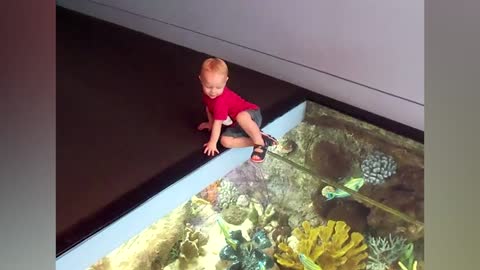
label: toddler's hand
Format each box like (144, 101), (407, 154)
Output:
(203, 141), (219, 156)
(197, 122), (212, 131)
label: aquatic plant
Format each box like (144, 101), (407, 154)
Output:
(218, 180), (240, 209)
(274, 220), (368, 270)
(366, 234), (408, 270)
(361, 151), (397, 185)
(217, 218), (275, 270)
(178, 223), (209, 261)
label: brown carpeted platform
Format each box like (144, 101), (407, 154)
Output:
(56, 7), (306, 254)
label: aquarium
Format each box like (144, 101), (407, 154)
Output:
(83, 101), (425, 270)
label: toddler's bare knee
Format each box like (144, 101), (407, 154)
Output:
(220, 136), (233, 148)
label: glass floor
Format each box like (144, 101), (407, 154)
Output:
(86, 101), (424, 270)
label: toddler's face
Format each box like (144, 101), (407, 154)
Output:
(199, 71), (228, 99)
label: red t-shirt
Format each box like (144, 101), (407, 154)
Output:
(203, 87), (259, 122)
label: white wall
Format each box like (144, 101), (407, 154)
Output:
(58, 0), (424, 130)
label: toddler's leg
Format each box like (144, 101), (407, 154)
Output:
(220, 135), (253, 148)
(235, 111), (265, 146)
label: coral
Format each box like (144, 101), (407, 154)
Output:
(361, 151), (397, 185)
(237, 194), (251, 207)
(308, 141), (353, 180)
(199, 179), (221, 204)
(248, 204), (259, 225)
(218, 180), (240, 209)
(324, 201), (370, 233)
(360, 164), (424, 241)
(259, 204), (277, 227)
(88, 257), (111, 270)
(219, 229), (275, 270)
(97, 202), (189, 269)
(221, 205), (249, 225)
(274, 220), (368, 270)
(365, 234), (408, 270)
(189, 195), (211, 218)
(178, 223), (209, 261)
(272, 225), (292, 244)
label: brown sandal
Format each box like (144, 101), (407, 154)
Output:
(250, 144), (267, 163)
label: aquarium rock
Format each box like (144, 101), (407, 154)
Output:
(221, 205), (249, 225)
(218, 180), (239, 209)
(236, 194), (250, 208)
(361, 151), (397, 184)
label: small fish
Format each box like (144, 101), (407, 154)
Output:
(398, 260), (418, 270)
(322, 177), (365, 200)
(299, 253), (322, 270)
(216, 217), (237, 250)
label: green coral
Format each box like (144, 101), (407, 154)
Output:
(274, 220), (368, 270)
(366, 234), (409, 270)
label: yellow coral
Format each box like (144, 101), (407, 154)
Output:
(274, 220), (368, 270)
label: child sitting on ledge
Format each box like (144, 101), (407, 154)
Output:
(197, 57), (278, 163)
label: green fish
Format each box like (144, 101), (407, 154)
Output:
(299, 253), (322, 270)
(398, 243), (417, 270)
(398, 260), (418, 270)
(216, 217), (238, 250)
(322, 177), (365, 201)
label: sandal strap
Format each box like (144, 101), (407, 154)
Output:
(251, 144), (267, 162)
(260, 132), (278, 147)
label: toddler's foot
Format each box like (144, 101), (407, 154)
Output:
(260, 131), (278, 147)
(251, 144), (267, 163)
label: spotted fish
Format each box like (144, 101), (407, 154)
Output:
(322, 177), (365, 200)
(299, 253), (322, 270)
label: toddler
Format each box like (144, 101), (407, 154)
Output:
(197, 58), (278, 163)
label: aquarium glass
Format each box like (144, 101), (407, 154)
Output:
(87, 101), (424, 270)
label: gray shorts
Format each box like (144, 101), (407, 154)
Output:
(222, 109), (262, 138)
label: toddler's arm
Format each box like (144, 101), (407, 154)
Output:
(206, 107), (213, 127)
(203, 120), (222, 156)
(209, 120), (223, 144)
(197, 107), (213, 131)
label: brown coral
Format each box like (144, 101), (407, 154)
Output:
(179, 224), (209, 261)
(274, 220), (368, 270)
(308, 141), (353, 180)
(199, 180), (221, 204)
